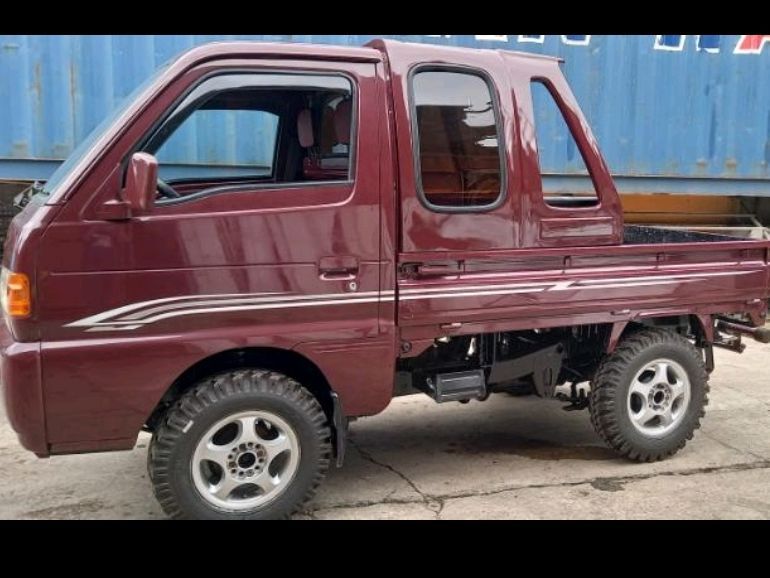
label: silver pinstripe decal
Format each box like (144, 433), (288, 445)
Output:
(65, 270), (756, 332)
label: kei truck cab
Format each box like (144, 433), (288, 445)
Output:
(2, 40), (770, 520)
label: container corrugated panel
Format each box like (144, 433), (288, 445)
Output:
(0, 35), (769, 189)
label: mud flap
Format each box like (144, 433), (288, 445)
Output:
(331, 392), (347, 468)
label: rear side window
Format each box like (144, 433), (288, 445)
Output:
(411, 69), (504, 210)
(531, 80), (599, 208)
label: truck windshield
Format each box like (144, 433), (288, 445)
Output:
(38, 62), (170, 198)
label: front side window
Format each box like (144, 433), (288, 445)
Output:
(411, 69), (504, 210)
(155, 109), (279, 181)
(141, 73), (354, 202)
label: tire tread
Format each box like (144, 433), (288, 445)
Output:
(589, 328), (709, 463)
(148, 369), (331, 520)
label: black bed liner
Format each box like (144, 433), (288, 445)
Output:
(624, 225), (740, 245)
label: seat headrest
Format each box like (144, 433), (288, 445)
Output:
(334, 100), (352, 145)
(297, 109), (314, 148)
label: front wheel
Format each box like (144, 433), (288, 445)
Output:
(148, 369), (332, 519)
(589, 328), (709, 462)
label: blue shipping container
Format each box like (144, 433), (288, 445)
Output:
(0, 34), (769, 196)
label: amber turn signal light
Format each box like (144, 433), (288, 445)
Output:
(1, 268), (31, 318)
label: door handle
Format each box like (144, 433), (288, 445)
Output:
(320, 269), (357, 281)
(415, 261), (463, 277)
(319, 256), (359, 281)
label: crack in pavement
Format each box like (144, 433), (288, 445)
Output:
(700, 430), (765, 462)
(341, 439), (443, 518)
(308, 455), (770, 516)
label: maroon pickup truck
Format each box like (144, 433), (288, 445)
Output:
(2, 40), (769, 520)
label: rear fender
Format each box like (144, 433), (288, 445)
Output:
(606, 314), (714, 354)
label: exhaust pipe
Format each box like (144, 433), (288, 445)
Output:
(715, 319), (770, 344)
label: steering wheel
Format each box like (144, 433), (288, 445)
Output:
(157, 178), (181, 200)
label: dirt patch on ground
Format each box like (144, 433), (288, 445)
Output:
(445, 436), (619, 462)
(21, 499), (106, 520)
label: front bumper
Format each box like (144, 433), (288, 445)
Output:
(0, 322), (47, 456)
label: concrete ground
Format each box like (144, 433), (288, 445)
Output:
(1, 339), (769, 520)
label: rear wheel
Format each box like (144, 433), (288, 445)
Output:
(589, 328), (709, 462)
(148, 369), (332, 519)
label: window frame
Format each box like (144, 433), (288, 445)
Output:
(529, 77), (602, 211)
(407, 63), (508, 214)
(127, 69), (358, 206)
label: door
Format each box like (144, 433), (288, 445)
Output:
(382, 40), (522, 342)
(43, 64), (382, 338)
(37, 58), (391, 442)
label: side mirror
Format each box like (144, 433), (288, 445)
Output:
(124, 152), (158, 212)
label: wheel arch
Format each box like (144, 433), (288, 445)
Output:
(144, 346), (335, 433)
(607, 314), (713, 353)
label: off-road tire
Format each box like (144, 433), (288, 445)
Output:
(589, 328), (709, 462)
(148, 369), (332, 520)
